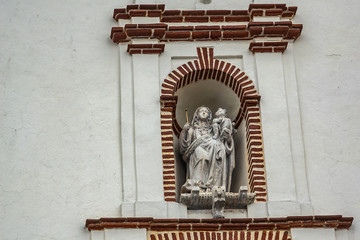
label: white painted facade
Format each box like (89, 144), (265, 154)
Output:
(1, 0), (360, 240)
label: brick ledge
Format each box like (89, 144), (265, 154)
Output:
(85, 215), (353, 231)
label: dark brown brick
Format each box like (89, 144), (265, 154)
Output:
(231, 218), (252, 223)
(206, 10), (231, 15)
(128, 49), (142, 55)
(275, 21), (292, 26)
(202, 219), (230, 223)
(148, 10), (162, 17)
(126, 5), (139, 11)
(249, 27), (262, 36)
(282, 11), (294, 18)
(168, 26), (193, 32)
(287, 216), (314, 221)
(192, 224), (219, 231)
(325, 220), (339, 228)
(129, 10), (147, 17)
(103, 222), (138, 228)
(192, 31), (210, 39)
(182, 10), (205, 16)
(184, 16), (209, 22)
(248, 223), (276, 230)
(195, 25), (221, 30)
(154, 29), (166, 38)
(223, 30), (249, 38)
(163, 180), (175, 185)
(112, 32), (127, 42)
(248, 21), (273, 27)
(178, 218), (201, 223)
(113, 8), (126, 18)
(264, 26), (289, 35)
(139, 4), (160, 10)
(273, 47), (286, 53)
(210, 16), (224, 22)
(163, 10), (181, 16)
(150, 223), (178, 231)
(275, 223), (290, 229)
(178, 224), (192, 230)
(251, 10), (264, 17)
(249, 4), (275, 10)
(86, 219), (100, 227)
(265, 9), (283, 16)
(263, 42), (287, 47)
(337, 222), (352, 229)
(165, 31), (191, 39)
(302, 221), (325, 228)
(161, 16), (183, 22)
(222, 25), (246, 30)
(115, 13), (130, 20)
(164, 197), (176, 202)
(126, 29), (152, 37)
(286, 29), (302, 39)
(220, 223), (247, 230)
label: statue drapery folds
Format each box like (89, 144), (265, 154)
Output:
(179, 106), (235, 193)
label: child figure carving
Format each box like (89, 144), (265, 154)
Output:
(179, 106), (236, 193)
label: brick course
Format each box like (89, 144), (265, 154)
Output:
(86, 215), (354, 234)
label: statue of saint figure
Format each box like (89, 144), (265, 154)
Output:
(180, 106), (235, 193)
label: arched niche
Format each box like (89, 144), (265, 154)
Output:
(160, 47), (267, 204)
(174, 79), (248, 197)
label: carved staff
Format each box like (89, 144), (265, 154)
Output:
(185, 108), (189, 124)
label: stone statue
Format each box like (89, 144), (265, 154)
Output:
(179, 106), (256, 218)
(179, 106), (235, 193)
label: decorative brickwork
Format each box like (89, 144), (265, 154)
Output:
(160, 95), (178, 202)
(127, 43), (165, 55)
(249, 42), (288, 53)
(110, 22), (302, 44)
(113, 4), (297, 22)
(148, 230), (290, 240)
(160, 47), (267, 202)
(85, 215), (354, 232)
(110, 4), (303, 53)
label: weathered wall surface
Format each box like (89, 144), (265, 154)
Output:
(1, 0), (359, 239)
(291, 1), (360, 239)
(0, 1), (130, 239)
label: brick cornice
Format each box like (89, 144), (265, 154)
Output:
(85, 215), (353, 231)
(110, 22), (302, 43)
(110, 4), (303, 54)
(112, 4), (297, 22)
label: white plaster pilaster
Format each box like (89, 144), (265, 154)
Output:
(254, 53), (297, 204)
(282, 43), (312, 211)
(132, 54), (164, 202)
(119, 44), (137, 204)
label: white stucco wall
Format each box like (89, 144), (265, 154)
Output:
(1, 0), (360, 240)
(291, 1), (360, 239)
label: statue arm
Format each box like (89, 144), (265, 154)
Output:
(179, 126), (193, 156)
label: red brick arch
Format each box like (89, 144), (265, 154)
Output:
(160, 47), (267, 203)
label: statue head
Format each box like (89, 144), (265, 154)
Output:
(192, 106), (212, 127)
(215, 108), (227, 118)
